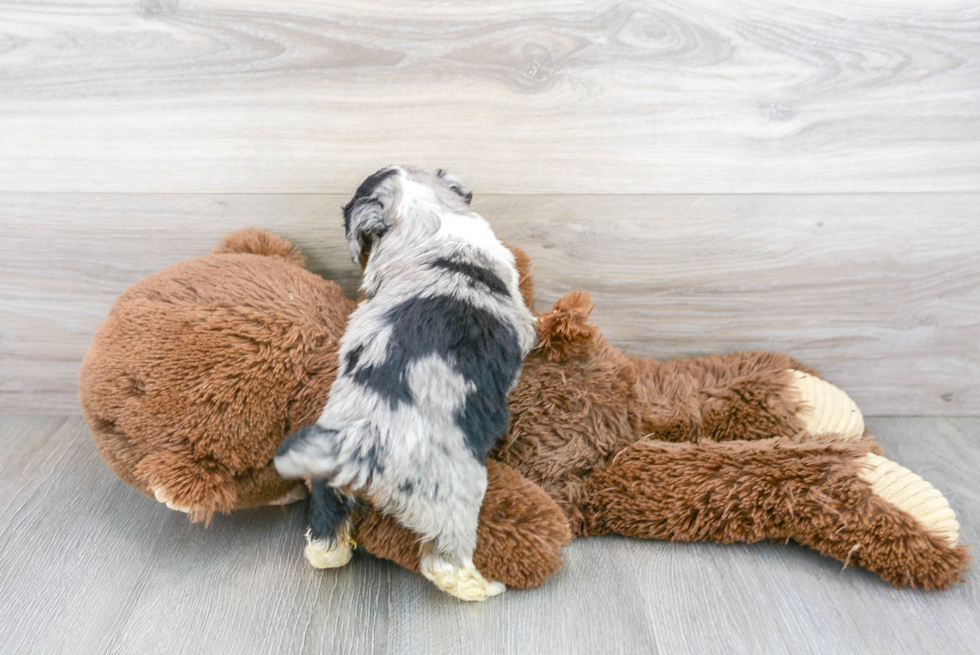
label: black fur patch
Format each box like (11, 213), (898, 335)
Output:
(308, 480), (358, 543)
(344, 344), (364, 375)
(343, 168), (397, 235)
(350, 295), (522, 460)
(397, 480), (440, 497)
(361, 442), (384, 475)
(429, 257), (509, 296)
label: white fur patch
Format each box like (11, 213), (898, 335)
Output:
(407, 355), (475, 416)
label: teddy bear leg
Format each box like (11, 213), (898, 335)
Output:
(304, 480), (356, 569)
(788, 369), (864, 440)
(790, 451), (968, 588)
(135, 449), (237, 524)
(584, 436), (969, 589)
(266, 485), (309, 506)
(630, 351), (864, 442)
(856, 453), (961, 548)
(353, 460), (572, 590)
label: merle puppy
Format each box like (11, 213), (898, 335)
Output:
(274, 166), (537, 601)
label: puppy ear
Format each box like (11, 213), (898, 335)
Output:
(344, 199), (390, 267)
(437, 169), (473, 204)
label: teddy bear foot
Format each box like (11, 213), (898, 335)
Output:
(266, 485), (309, 506)
(789, 370), (865, 440)
(151, 486), (195, 514)
(859, 453), (960, 546)
(304, 527), (356, 569)
(419, 554), (506, 601)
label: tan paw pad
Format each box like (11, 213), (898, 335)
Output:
(789, 370), (865, 440)
(859, 453), (960, 546)
(420, 556), (506, 602)
(304, 528), (355, 569)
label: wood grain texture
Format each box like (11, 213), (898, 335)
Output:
(0, 416), (977, 654)
(1, 192), (977, 415)
(0, 0), (978, 194)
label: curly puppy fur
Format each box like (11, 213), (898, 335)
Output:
(273, 167), (537, 597)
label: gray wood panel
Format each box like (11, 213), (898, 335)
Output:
(0, 416), (976, 654)
(0, 1), (978, 194)
(2, 192), (977, 415)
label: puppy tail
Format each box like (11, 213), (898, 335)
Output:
(274, 423), (341, 480)
(275, 422), (374, 490)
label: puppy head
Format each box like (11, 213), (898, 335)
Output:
(343, 165), (474, 267)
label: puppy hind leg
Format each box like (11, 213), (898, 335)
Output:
(419, 545), (506, 602)
(400, 468), (505, 601)
(305, 479), (357, 569)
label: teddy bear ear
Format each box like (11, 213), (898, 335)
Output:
(535, 291), (599, 362)
(212, 228), (306, 267)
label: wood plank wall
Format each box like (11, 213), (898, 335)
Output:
(1, 1), (978, 414)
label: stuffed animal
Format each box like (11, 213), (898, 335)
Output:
(79, 229), (970, 591)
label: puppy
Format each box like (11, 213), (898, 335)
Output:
(274, 166), (537, 601)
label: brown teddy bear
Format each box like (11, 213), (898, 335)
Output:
(79, 229), (970, 591)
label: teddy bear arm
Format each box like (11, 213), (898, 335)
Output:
(353, 460), (572, 589)
(584, 436), (969, 589)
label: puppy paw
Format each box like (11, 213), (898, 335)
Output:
(789, 370), (865, 440)
(305, 528), (355, 569)
(859, 453), (960, 546)
(420, 555), (506, 601)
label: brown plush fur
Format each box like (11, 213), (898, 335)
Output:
(508, 242), (536, 310)
(80, 229), (970, 589)
(356, 461), (572, 589)
(80, 230), (347, 521)
(585, 435), (970, 589)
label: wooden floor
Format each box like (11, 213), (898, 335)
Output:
(0, 416), (977, 655)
